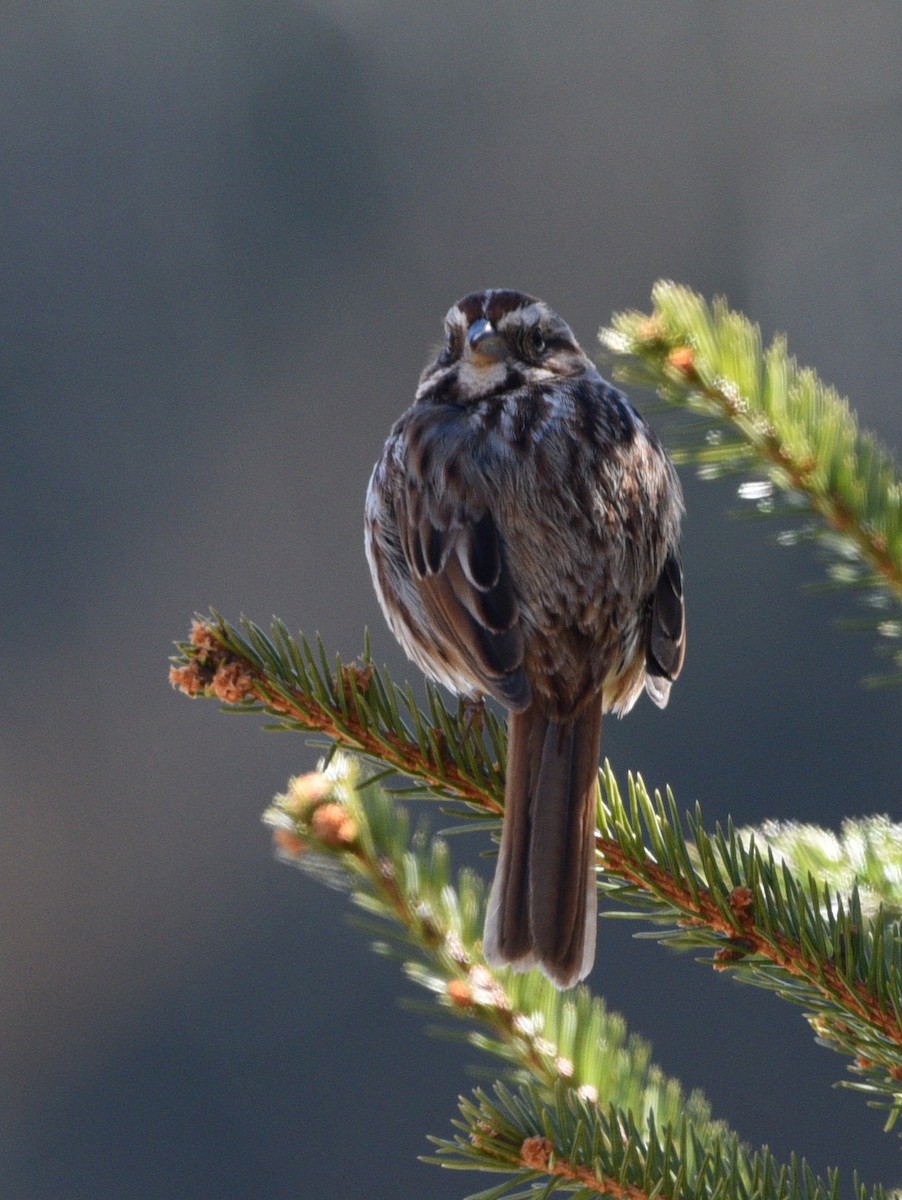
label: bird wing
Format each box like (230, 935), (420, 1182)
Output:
(394, 487), (531, 711)
(645, 550), (686, 707)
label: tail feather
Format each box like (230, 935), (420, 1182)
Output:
(483, 699), (602, 988)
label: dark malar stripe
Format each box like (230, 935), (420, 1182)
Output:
(419, 367), (462, 407)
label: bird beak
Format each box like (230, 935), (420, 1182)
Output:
(465, 319), (506, 365)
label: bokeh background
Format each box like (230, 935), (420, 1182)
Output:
(2, 3), (901, 1196)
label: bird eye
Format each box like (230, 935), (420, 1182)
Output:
(529, 327), (546, 356)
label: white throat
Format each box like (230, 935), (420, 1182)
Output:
(456, 359), (507, 397)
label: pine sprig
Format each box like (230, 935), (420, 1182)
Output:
(171, 618), (902, 1120)
(596, 766), (902, 1124)
(169, 612), (506, 818)
(262, 755), (722, 1137)
(600, 282), (902, 682)
(261, 757), (885, 1200)
(430, 1082), (882, 1200)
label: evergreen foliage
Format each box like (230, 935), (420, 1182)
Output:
(170, 284), (902, 1198)
(601, 282), (902, 684)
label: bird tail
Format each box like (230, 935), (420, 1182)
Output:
(483, 698), (602, 988)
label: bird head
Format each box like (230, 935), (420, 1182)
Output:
(418, 289), (594, 402)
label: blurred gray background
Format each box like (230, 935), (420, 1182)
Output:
(2, 2), (901, 1196)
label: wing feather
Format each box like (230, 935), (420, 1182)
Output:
(645, 551), (686, 707)
(395, 485), (530, 711)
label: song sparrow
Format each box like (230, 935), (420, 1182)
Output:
(365, 289), (685, 988)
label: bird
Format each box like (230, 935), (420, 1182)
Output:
(365, 288), (685, 987)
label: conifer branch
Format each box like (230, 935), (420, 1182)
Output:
(600, 282), (902, 682)
(596, 769), (902, 1119)
(170, 617), (902, 1122)
(432, 1083), (878, 1200)
(260, 755), (715, 1128)
(257, 753), (884, 1200)
(169, 613), (506, 817)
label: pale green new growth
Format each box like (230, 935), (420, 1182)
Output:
(746, 817), (902, 921)
(601, 282), (902, 684)
(265, 755), (719, 1141)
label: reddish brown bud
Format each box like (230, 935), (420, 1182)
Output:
(211, 661), (255, 704)
(282, 772), (333, 817)
(667, 345), (696, 376)
(520, 1136), (554, 1171)
(729, 886), (755, 922)
(340, 662), (374, 693)
(273, 827), (306, 859)
(310, 803), (357, 848)
(446, 979), (474, 1008)
(169, 661), (208, 697)
(189, 619), (220, 661)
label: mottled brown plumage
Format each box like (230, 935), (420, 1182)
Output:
(365, 289), (685, 987)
